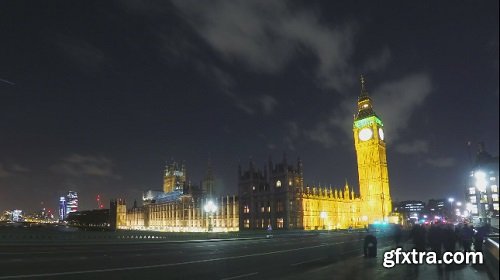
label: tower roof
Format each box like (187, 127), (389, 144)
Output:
(358, 74), (370, 101)
(355, 75), (379, 121)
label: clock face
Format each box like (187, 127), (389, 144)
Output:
(358, 128), (373, 141)
(378, 128), (384, 141)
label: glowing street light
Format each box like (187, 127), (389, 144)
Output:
(204, 200), (217, 232)
(474, 170), (488, 192)
(448, 197), (455, 220)
(320, 211), (327, 230)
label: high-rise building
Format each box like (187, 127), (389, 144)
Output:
(466, 143), (499, 224)
(427, 199), (447, 217)
(353, 75), (392, 224)
(12, 210), (23, 222)
(59, 196), (66, 221)
(66, 191), (78, 217)
(59, 191), (78, 220)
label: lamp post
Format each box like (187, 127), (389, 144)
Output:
(448, 197), (454, 221)
(455, 201), (462, 220)
(204, 200), (217, 232)
(320, 211), (327, 230)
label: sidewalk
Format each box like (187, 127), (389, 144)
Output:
(283, 243), (492, 280)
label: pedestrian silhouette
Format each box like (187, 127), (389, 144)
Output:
(474, 224), (488, 252)
(364, 234), (377, 258)
(460, 224), (474, 252)
(394, 224), (402, 247)
(443, 224), (456, 252)
(410, 224), (427, 252)
(428, 224), (443, 255)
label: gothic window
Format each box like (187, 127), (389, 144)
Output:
(243, 205), (250, 213)
(244, 219), (250, 228)
(277, 218), (284, 228)
(276, 180), (282, 187)
(277, 200), (283, 213)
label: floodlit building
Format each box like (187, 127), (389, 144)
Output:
(466, 143), (499, 224)
(112, 161), (238, 232)
(12, 210), (23, 222)
(239, 76), (393, 230)
(111, 76), (395, 232)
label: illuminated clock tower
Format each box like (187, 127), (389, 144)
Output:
(353, 75), (392, 224)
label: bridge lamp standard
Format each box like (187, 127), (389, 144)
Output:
(320, 211), (327, 230)
(204, 200), (217, 232)
(448, 197), (454, 220)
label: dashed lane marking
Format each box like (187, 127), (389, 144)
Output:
(220, 272), (259, 280)
(0, 241), (353, 279)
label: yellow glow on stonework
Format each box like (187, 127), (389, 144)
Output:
(353, 110), (392, 225)
(354, 116), (383, 128)
(112, 86), (394, 232)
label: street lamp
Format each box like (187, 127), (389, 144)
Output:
(448, 197), (454, 221)
(320, 211), (327, 230)
(204, 200), (217, 232)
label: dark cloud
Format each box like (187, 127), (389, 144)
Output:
(50, 154), (121, 179)
(396, 140), (429, 155)
(0, 164), (11, 178)
(425, 157), (457, 168)
(362, 47), (392, 73)
(0, 0), (498, 211)
(330, 73), (433, 143)
(258, 95), (277, 115)
(172, 0), (356, 92)
(0, 163), (30, 177)
(55, 35), (106, 72)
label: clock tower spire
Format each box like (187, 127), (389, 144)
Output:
(356, 75), (377, 121)
(353, 75), (392, 224)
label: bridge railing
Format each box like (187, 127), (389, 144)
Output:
(484, 235), (499, 280)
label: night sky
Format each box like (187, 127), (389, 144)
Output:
(0, 1), (498, 213)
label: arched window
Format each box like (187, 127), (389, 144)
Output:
(276, 180), (282, 187)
